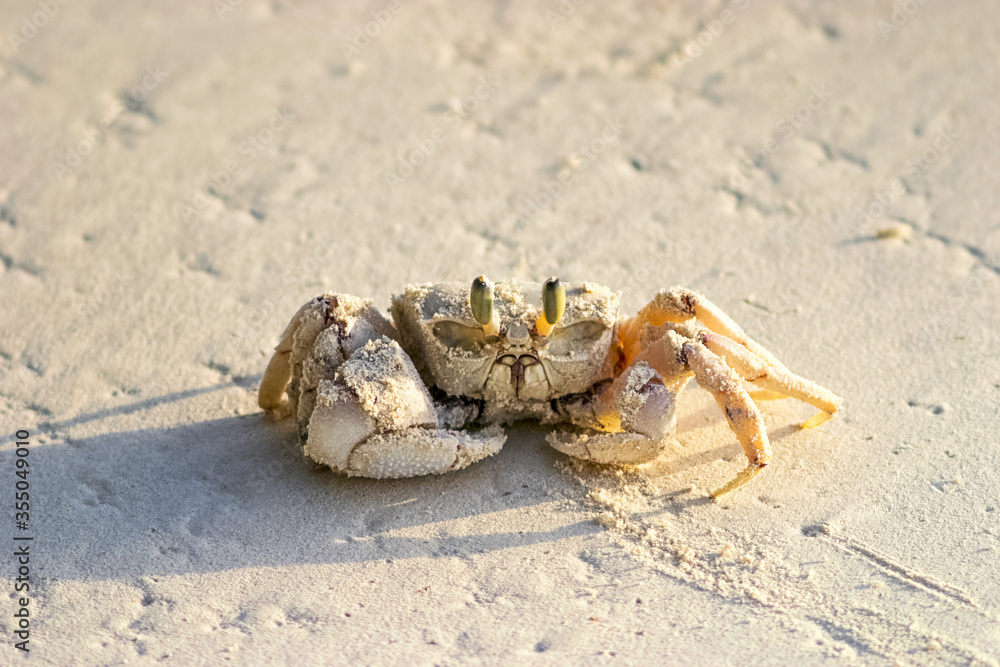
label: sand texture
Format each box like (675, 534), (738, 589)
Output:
(2, 1), (999, 664)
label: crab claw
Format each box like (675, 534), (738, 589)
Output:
(303, 337), (437, 469)
(302, 337), (506, 477)
(545, 362), (677, 467)
(345, 426), (506, 478)
(546, 430), (668, 465)
(596, 362), (678, 439)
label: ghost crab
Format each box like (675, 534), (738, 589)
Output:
(258, 277), (841, 497)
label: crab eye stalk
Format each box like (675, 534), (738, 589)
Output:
(536, 277), (565, 337)
(470, 275), (501, 335)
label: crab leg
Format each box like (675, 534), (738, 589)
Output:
(631, 329), (771, 498)
(677, 340), (771, 498)
(259, 298), (318, 413)
(699, 331), (842, 427)
(259, 341), (294, 412)
(626, 287), (842, 427)
(623, 287), (787, 372)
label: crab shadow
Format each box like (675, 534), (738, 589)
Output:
(34, 382), (800, 583)
(34, 407), (605, 583)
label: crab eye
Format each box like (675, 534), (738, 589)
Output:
(536, 277), (566, 337)
(544, 320), (608, 356)
(542, 277), (566, 326)
(432, 320), (486, 353)
(470, 275), (500, 335)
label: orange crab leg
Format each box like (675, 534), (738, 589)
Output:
(699, 331), (842, 422)
(631, 286), (788, 371)
(632, 329), (772, 498)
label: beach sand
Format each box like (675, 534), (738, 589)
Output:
(2, 1), (999, 664)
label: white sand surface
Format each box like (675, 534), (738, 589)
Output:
(2, 1), (999, 664)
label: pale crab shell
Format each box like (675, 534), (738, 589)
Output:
(390, 279), (621, 402)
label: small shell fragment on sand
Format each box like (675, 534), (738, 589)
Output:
(875, 224), (913, 241)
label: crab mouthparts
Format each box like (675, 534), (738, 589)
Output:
(496, 353), (541, 396)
